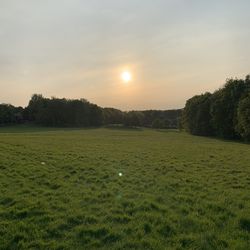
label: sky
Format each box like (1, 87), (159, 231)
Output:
(0, 0), (250, 110)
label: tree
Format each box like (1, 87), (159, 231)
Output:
(142, 110), (181, 128)
(124, 111), (145, 127)
(210, 78), (248, 139)
(182, 93), (214, 136)
(102, 108), (124, 125)
(152, 118), (165, 129)
(25, 94), (103, 127)
(236, 94), (250, 141)
(182, 75), (250, 140)
(0, 104), (24, 125)
(26, 94), (46, 121)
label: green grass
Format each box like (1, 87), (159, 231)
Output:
(0, 126), (249, 249)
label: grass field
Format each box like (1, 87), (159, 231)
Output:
(0, 126), (249, 249)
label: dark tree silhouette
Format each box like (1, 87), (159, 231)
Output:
(182, 75), (250, 140)
(183, 93), (214, 136)
(0, 104), (24, 125)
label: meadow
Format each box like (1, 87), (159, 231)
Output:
(0, 126), (249, 249)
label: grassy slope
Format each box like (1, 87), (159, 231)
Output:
(0, 127), (249, 249)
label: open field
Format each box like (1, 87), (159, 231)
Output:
(0, 126), (249, 249)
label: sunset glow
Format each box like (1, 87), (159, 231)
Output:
(121, 71), (132, 83)
(0, 1), (249, 110)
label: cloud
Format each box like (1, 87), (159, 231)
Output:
(0, 0), (250, 109)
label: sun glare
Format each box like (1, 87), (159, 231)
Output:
(121, 71), (132, 83)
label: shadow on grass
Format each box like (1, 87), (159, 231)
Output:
(104, 124), (143, 131)
(156, 129), (250, 145)
(0, 124), (101, 133)
(155, 129), (181, 133)
(0, 124), (181, 133)
(0, 124), (143, 133)
(184, 131), (250, 145)
(206, 135), (250, 145)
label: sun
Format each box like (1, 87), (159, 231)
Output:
(121, 71), (132, 83)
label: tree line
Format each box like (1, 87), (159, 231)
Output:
(182, 75), (250, 141)
(0, 94), (181, 128)
(2, 74), (248, 140)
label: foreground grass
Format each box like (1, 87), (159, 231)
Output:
(0, 127), (249, 249)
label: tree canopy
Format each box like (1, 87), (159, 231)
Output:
(182, 75), (250, 141)
(0, 94), (181, 129)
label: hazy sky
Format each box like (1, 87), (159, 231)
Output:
(1, 0), (250, 110)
